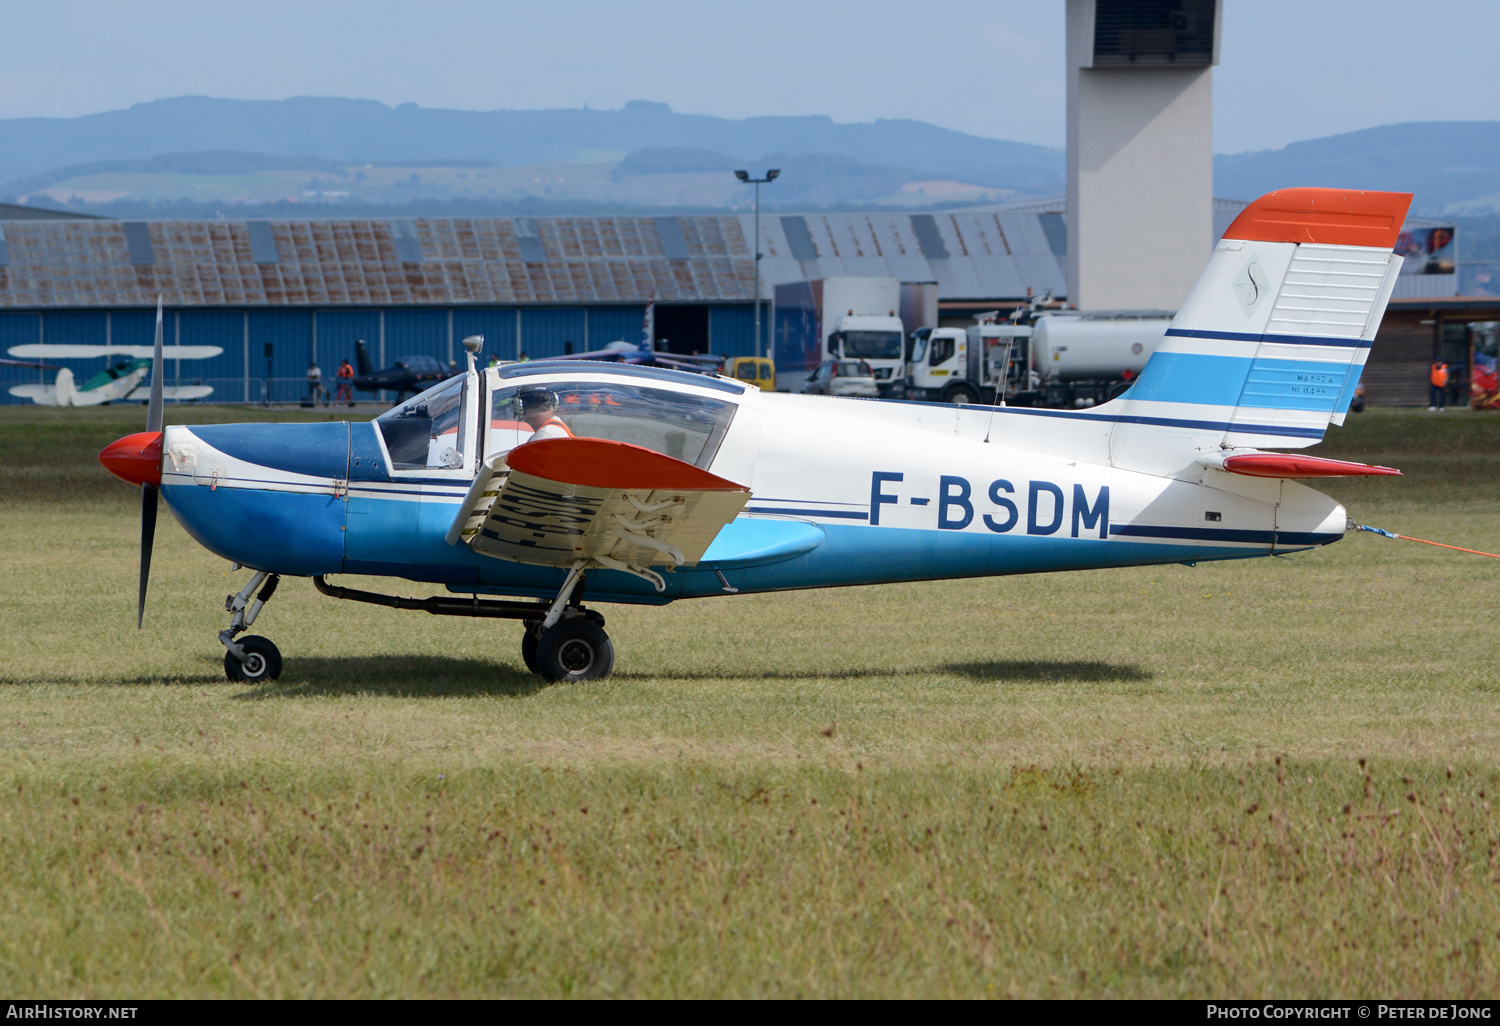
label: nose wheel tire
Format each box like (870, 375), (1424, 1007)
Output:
(534, 619), (614, 683)
(224, 635), (283, 683)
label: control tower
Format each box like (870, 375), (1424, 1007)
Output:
(1066, 0), (1221, 310)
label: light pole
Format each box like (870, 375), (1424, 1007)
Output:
(736, 168), (779, 358)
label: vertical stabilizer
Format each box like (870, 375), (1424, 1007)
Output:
(1109, 188), (1411, 472)
(354, 339), (374, 377)
(54, 367), (77, 407)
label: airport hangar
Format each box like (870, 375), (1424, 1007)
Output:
(0, 199), (1486, 406)
(0, 205), (1067, 405)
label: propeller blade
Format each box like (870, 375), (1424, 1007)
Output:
(146, 296), (164, 434)
(138, 483), (159, 628)
(137, 297), (164, 629)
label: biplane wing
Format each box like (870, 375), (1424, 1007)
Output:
(446, 437), (749, 587)
(9, 344), (223, 360)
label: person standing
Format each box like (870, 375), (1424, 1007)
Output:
(335, 358), (354, 406)
(307, 361), (323, 405)
(1430, 360), (1449, 411)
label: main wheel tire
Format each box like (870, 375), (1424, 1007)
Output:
(534, 619), (615, 683)
(521, 622), (541, 674)
(946, 384), (978, 405)
(224, 635), (283, 683)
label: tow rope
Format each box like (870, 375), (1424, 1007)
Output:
(1351, 521), (1500, 559)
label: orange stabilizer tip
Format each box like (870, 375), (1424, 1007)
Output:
(1223, 188), (1414, 249)
(99, 431), (164, 487)
(1222, 453), (1401, 479)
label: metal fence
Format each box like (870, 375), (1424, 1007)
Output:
(184, 378), (399, 406)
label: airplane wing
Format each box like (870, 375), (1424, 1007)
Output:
(446, 437), (750, 589)
(9, 344), (223, 360)
(124, 385), (215, 401)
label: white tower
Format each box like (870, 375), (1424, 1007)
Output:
(1066, 0), (1221, 311)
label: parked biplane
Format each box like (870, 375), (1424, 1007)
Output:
(9, 344), (220, 405)
(100, 189), (1410, 685)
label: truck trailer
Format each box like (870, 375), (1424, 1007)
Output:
(772, 277), (906, 394)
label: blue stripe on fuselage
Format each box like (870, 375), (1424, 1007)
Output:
(168, 480), (1313, 608)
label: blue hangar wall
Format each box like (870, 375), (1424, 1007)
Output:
(0, 303), (767, 404)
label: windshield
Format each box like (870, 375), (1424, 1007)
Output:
(836, 361), (871, 377)
(375, 375), (468, 470)
(841, 330), (902, 360)
(909, 336), (928, 364)
(489, 379), (736, 468)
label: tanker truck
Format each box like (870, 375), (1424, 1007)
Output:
(904, 306), (1173, 408)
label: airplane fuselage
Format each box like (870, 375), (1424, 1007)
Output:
(156, 364), (1345, 606)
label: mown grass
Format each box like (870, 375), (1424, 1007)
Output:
(0, 404), (1498, 997)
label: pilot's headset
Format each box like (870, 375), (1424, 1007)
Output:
(513, 387), (560, 419)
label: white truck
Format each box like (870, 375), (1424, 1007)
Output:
(772, 277), (907, 395)
(904, 307), (1173, 408)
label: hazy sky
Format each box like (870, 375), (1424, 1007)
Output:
(3, 0), (1495, 154)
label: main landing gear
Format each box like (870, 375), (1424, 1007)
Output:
(309, 563), (616, 684)
(220, 570), (283, 683)
(521, 562), (613, 683)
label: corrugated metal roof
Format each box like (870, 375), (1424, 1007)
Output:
(0, 201), (105, 222)
(0, 211), (1068, 309)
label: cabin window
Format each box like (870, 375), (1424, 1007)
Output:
(735, 362), (758, 381)
(375, 376), (467, 470)
(488, 380), (735, 468)
(928, 334), (955, 366)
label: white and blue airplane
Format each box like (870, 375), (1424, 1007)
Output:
(100, 188), (1410, 684)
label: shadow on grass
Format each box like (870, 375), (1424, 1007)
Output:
(235, 655), (545, 700)
(946, 660), (1154, 683)
(612, 659), (1153, 684)
(4, 657), (1152, 694)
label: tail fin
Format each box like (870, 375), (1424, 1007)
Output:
(354, 339), (373, 377)
(54, 367), (77, 407)
(1110, 188), (1410, 469)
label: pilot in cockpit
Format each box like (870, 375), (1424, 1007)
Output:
(516, 387), (574, 442)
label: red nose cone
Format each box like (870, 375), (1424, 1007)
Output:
(100, 431), (163, 487)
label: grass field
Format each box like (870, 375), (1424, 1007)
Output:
(1, 404), (1498, 998)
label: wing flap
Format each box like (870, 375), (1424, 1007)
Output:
(453, 438), (750, 571)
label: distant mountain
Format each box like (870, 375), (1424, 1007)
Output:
(1214, 121), (1500, 216)
(0, 95), (1064, 194)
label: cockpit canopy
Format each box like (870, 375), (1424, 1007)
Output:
(375, 369), (740, 473)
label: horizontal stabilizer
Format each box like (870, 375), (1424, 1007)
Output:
(125, 385), (215, 401)
(1201, 451), (1401, 478)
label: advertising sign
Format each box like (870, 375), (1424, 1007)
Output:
(1394, 226), (1456, 276)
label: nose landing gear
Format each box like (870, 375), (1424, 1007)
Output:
(220, 571), (283, 682)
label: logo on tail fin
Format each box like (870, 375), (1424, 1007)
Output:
(1232, 257), (1267, 314)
